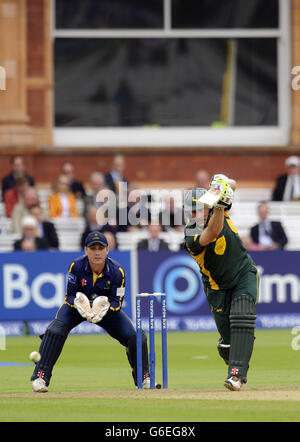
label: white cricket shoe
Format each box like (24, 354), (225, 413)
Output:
(142, 376), (150, 389)
(32, 378), (48, 393)
(224, 376), (242, 391)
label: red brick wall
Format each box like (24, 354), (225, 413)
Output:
(27, 0), (45, 78)
(26, 0), (47, 128)
(27, 90), (45, 127)
(0, 151), (292, 188)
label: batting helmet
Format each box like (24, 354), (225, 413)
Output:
(184, 188), (207, 212)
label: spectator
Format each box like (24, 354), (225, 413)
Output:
(159, 195), (184, 232)
(12, 187), (46, 234)
(126, 187), (151, 231)
(4, 177), (30, 218)
(272, 155), (300, 201)
(61, 161), (86, 199)
(80, 205), (116, 249)
(84, 171), (107, 209)
(29, 204), (59, 249)
(105, 154), (129, 201)
(194, 169), (210, 189)
(14, 215), (49, 251)
(137, 223), (169, 251)
(103, 230), (118, 250)
(1, 155), (35, 200)
(250, 201), (288, 250)
(48, 174), (79, 219)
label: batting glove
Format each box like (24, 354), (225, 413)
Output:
(215, 182), (234, 209)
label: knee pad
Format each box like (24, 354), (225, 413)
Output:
(47, 319), (69, 338)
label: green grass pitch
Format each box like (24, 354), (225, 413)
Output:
(0, 329), (300, 422)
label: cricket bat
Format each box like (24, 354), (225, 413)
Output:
(199, 178), (237, 208)
(198, 182), (224, 208)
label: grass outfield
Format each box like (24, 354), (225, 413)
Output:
(0, 329), (300, 422)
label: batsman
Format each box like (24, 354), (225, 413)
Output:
(31, 231), (150, 392)
(184, 175), (259, 391)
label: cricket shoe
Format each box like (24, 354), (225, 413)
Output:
(32, 378), (48, 393)
(224, 376), (242, 391)
(142, 374), (150, 389)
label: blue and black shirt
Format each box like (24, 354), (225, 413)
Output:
(65, 254), (125, 311)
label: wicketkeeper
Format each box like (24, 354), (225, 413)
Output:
(184, 175), (259, 391)
(31, 231), (150, 392)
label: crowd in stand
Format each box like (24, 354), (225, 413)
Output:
(1, 154), (300, 252)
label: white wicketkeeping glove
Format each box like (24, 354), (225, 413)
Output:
(90, 296), (110, 324)
(74, 292), (94, 322)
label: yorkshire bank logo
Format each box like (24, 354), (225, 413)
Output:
(0, 66), (6, 91)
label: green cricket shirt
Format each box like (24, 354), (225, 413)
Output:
(184, 211), (255, 291)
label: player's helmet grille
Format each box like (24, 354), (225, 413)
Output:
(184, 188), (207, 212)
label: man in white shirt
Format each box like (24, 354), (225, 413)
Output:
(250, 202), (288, 250)
(272, 156), (300, 201)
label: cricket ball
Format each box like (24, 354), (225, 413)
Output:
(30, 351), (41, 363)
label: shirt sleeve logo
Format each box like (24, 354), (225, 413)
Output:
(67, 273), (77, 284)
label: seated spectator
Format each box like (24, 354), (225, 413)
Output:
(194, 169), (210, 189)
(272, 155), (300, 201)
(105, 154), (129, 202)
(29, 204), (59, 249)
(4, 176), (31, 218)
(250, 201), (288, 250)
(48, 174), (79, 219)
(137, 223), (169, 251)
(84, 172), (107, 210)
(61, 161), (86, 199)
(103, 230), (118, 251)
(12, 187), (47, 234)
(1, 155), (35, 200)
(159, 195), (184, 232)
(126, 187), (151, 231)
(80, 205), (116, 249)
(14, 216), (49, 251)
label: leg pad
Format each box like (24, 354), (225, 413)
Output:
(228, 295), (256, 383)
(126, 332), (149, 386)
(30, 320), (69, 386)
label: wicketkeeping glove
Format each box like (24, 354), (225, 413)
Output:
(90, 295), (110, 323)
(74, 292), (94, 322)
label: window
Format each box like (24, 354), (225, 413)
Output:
(53, 0), (290, 147)
(56, 0), (164, 29)
(171, 0), (279, 29)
